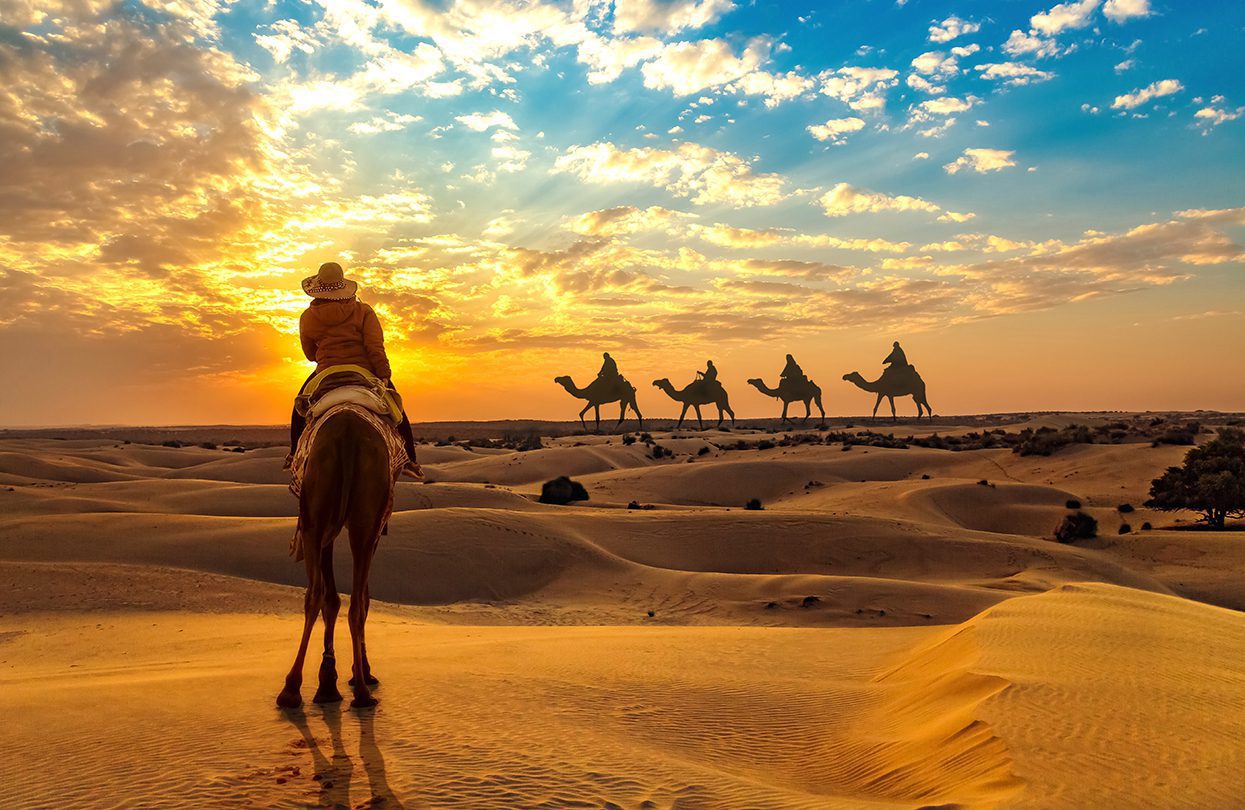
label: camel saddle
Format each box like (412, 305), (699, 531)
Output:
(294, 364), (404, 425)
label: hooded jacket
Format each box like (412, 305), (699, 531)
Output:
(299, 297), (392, 380)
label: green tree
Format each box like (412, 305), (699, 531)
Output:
(1145, 428), (1245, 529)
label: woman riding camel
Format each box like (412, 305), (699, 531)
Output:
(287, 262), (420, 476)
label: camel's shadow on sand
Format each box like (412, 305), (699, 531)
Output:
(282, 704), (405, 808)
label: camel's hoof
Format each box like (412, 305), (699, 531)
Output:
(348, 674), (380, 687)
(276, 689), (302, 709)
(313, 687), (343, 704)
(350, 694), (379, 709)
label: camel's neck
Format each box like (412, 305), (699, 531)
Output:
(850, 375), (881, 392)
(751, 381), (780, 397)
(561, 379), (587, 397)
(657, 382), (679, 399)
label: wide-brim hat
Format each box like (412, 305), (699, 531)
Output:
(302, 262), (358, 299)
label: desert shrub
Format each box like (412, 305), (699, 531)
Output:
(1055, 512), (1098, 543)
(1141, 522), (1152, 530)
(1014, 424), (1093, 457)
(697, 446), (710, 456)
(622, 434), (636, 445)
(756, 439), (775, 451)
(1118, 503), (1134, 513)
(1145, 428), (1245, 529)
(745, 498), (763, 511)
(161, 440), (183, 448)
(1066, 499), (1082, 509)
(1119, 523), (1132, 534)
(651, 445), (670, 459)
(639, 432), (653, 444)
(1154, 427), (1197, 446)
(198, 441), (217, 450)
(539, 476), (589, 505)
(977, 479), (992, 487)
(230, 447), (245, 453)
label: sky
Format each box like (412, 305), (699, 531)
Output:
(1, 0), (1243, 426)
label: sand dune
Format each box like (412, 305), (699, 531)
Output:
(1, 423), (1242, 806)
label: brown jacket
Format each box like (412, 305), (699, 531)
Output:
(299, 298), (392, 380)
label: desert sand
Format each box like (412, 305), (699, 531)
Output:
(2, 419), (1244, 808)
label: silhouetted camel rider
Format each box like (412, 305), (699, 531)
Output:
(696, 359), (718, 384)
(781, 354), (806, 386)
(597, 351), (619, 382)
(883, 341), (909, 370)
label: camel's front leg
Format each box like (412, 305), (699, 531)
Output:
(871, 393), (883, 419)
(802, 399), (811, 423)
(348, 581), (379, 688)
(277, 550), (325, 709)
(593, 404), (602, 432)
(677, 403), (688, 428)
(781, 400), (790, 423)
(617, 401), (628, 425)
(578, 402), (590, 431)
(888, 396), (897, 422)
(694, 404), (704, 430)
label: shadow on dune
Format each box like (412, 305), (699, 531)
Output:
(282, 704), (406, 808)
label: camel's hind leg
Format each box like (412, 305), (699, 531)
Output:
(694, 404), (704, 430)
(871, 393), (883, 420)
(277, 531), (331, 709)
(814, 394), (825, 421)
(313, 550), (343, 704)
(888, 396), (897, 422)
(347, 501), (388, 709)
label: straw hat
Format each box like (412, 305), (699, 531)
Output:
(301, 262), (358, 299)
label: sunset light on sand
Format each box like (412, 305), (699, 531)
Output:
(2, 0), (1243, 425)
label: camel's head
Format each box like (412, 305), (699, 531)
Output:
(746, 378), (763, 386)
(842, 372), (862, 382)
(651, 378), (671, 388)
(553, 375), (572, 387)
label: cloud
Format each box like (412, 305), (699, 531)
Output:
(807, 117), (866, 144)
(1103, 0), (1151, 23)
(907, 95), (980, 136)
(928, 15), (981, 43)
(347, 112), (422, 134)
(456, 110), (519, 131)
(730, 70), (816, 107)
(554, 141), (789, 207)
(612, 0), (736, 34)
(1002, 29), (1064, 59)
(566, 206), (697, 237)
(818, 66), (900, 112)
(1030, 0), (1101, 36)
(689, 224), (910, 252)
(944, 148), (1018, 174)
(819, 183), (942, 218)
(1111, 79), (1183, 110)
(913, 151), (930, 160)
(975, 62), (1054, 85)
(640, 37), (766, 96)
(1194, 105), (1245, 131)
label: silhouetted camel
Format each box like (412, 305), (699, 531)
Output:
(277, 410), (396, 710)
(652, 377), (736, 429)
(747, 377), (825, 424)
(554, 375), (643, 432)
(842, 368), (933, 421)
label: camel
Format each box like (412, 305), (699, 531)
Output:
(554, 374), (643, 432)
(652, 377), (736, 429)
(276, 409), (397, 710)
(747, 377), (825, 424)
(842, 367), (933, 421)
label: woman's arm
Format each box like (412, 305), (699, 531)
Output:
(299, 310), (318, 362)
(362, 305), (393, 380)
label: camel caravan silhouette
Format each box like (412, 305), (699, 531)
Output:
(557, 343), (933, 430)
(553, 352), (643, 432)
(842, 341), (934, 421)
(652, 359), (736, 429)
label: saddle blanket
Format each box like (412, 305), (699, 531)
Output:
(288, 403), (408, 561)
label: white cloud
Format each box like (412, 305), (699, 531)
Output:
(554, 141), (788, 207)
(641, 37), (767, 96)
(1195, 105), (1245, 131)
(944, 148), (1017, 174)
(1103, 0), (1151, 23)
(911, 50), (958, 79)
(347, 112), (421, 135)
(928, 15), (981, 43)
(1030, 0), (1101, 36)
(807, 117), (866, 144)
(1002, 29), (1063, 59)
(456, 110), (519, 131)
(730, 70), (816, 107)
(1111, 79), (1183, 110)
(1114, 58), (1135, 73)
(818, 66), (900, 112)
(913, 151), (930, 160)
(975, 62), (1055, 85)
(819, 183), (941, 217)
(907, 74), (945, 94)
(612, 0), (736, 34)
